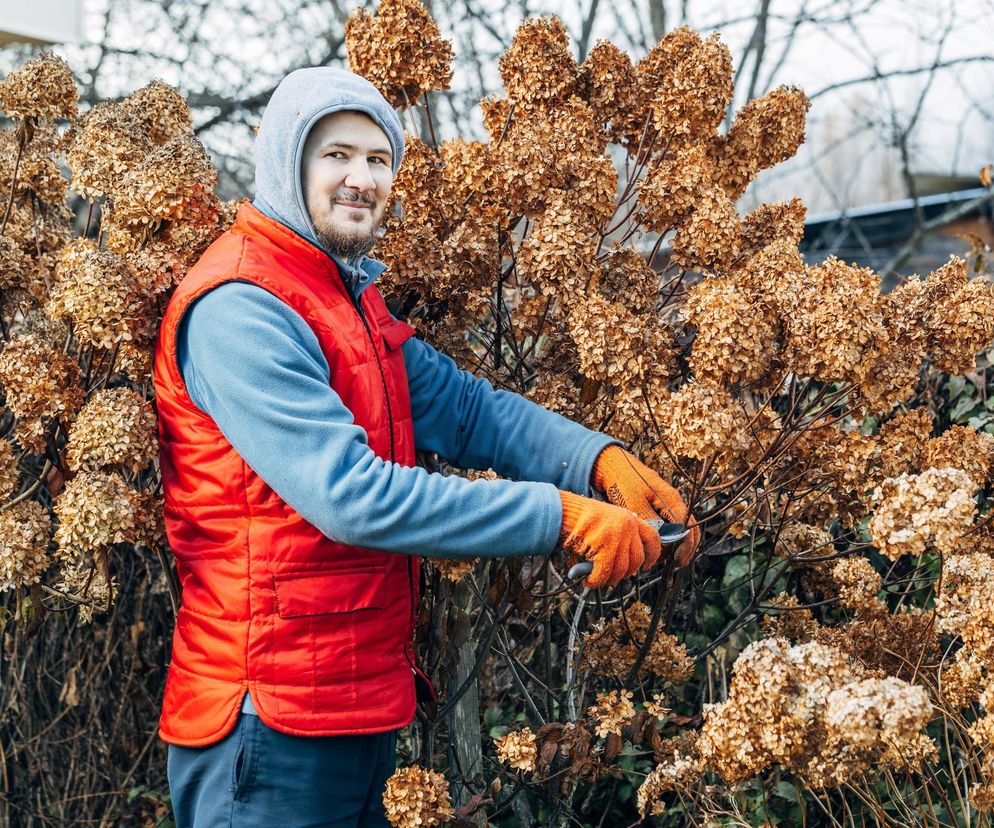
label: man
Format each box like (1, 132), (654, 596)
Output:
(153, 67), (696, 827)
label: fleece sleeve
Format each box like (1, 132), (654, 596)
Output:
(401, 337), (617, 494)
(176, 281), (563, 558)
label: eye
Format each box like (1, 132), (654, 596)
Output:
(324, 150), (345, 159)
(369, 156), (388, 165)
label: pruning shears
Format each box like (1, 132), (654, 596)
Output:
(566, 520), (690, 580)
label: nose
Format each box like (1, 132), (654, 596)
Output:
(343, 159), (376, 192)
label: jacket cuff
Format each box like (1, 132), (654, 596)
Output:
(558, 429), (621, 498)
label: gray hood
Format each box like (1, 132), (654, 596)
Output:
(252, 67), (404, 287)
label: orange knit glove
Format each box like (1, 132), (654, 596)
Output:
(592, 445), (701, 566)
(559, 491), (661, 589)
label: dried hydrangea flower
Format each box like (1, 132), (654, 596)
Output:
(495, 728), (537, 772)
(588, 689), (636, 739)
(650, 34), (733, 143)
(66, 102), (151, 200)
(582, 601), (693, 683)
(47, 239), (142, 349)
(66, 388), (158, 473)
(971, 755), (994, 812)
(428, 557), (476, 582)
(922, 426), (994, 491)
(53, 471), (139, 557)
(597, 246), (658, 313)
(0, 236), (35, 292)
(0, 439), (19, 502)
(122, 79), (193, 146)
(577, 40), (638, 138)
(114, 135), (219, 228)
(684, 271), (779, 385)
(346, 0), (453, 108)
(659, 381), (751, 461)
(930, 272), (994, 374)
(935, 554), (994, 670)
(390, 134), (448, 233)
(382, 765), (453, 828)
(725, 85), (810, 174)
(741, 199), (807, 251)
(0, 501), (51, 591)
(828, 557), (882, 612)
(0, 53), (78, 122)
(823, 677), (933, 760)
(499, 17), (577, 106)
(777, 257), (885, 383)
(869, 467), (976, 560)
(0, 332), (85, 452)
(638, 143), (712, 232)
(774, 522), (833, 560)
(438, 139), (498, 211)
(517, 193), (598, 297)
(669, 185), (741, 272)
(0, 129), (69, 205)
(636, 734), (704, 816)
(568, 293), (676, 388)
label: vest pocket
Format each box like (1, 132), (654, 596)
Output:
(380, 318), (416, 351)
(273, 567), (386, 618)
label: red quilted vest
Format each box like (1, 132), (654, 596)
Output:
(154, 204), (421, 746)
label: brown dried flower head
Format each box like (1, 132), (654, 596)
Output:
(67, 102), (151, 200)
(577, 40), (638, 138)
(650, 34), (733, 143)
(0, 332), (85, 452)
(636, 735), (704, 816)
(684, 271), (779, 385)
(499, 17), (577, 106)
(122, 80), (194, 146)
(346, 0), (453, 108)
(0, 501), (51, 591)
(726, 85), (810, 173)
(670, 185), (741, 272)
(568, 293), (676, 388)
(53, 471), (139, 556)
(114, 135), (219, 228)
(582, 601), (693, 683)
(588, 689), (636, 739)
(0, 53), (78, 122)
(639, 143), (713, 232)
(517, 192), (598, 296)
(869, 467), (976, 560)
(382, 765), (453, 828)
(0, 439), (20, 502)
(58, 557), (116, 624)
(48, 240), (141, 349)
(778, 257), (885, 383)
(66, 388), (158, 473)
(741, 199), (807, 251)
(495, 728), (538, 773)
(660, 381), (751, 461)
(428, 557), (476, 582)
(597, 246), (659, 313)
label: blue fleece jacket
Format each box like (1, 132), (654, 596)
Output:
(177, 282), (614, 558)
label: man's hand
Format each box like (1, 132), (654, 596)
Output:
(558, 491), (661, 589)
(592, 445), (700, 565)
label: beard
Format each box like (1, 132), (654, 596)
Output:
(312, 189), (385, 260)
(315, 223), (379, 260)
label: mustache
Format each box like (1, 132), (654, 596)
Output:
(334, 189), (375, 206)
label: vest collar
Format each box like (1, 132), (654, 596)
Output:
(243, 200), (386, 297)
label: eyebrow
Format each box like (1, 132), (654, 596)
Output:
(320, 141), (392, 159)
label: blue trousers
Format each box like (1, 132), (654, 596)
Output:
(167, 712), (397, 828)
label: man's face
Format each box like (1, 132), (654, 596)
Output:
(301, 111), (394, 259)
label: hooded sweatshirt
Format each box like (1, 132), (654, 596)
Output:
(176, 68), (615, 582)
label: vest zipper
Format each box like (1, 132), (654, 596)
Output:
(344, 271), (418, 689)
(345, 285), (396, 463)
